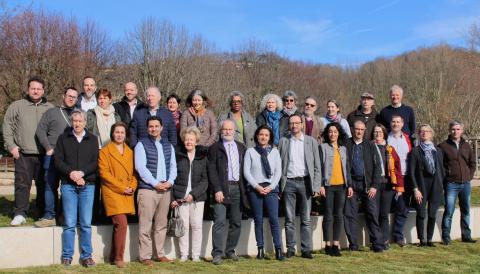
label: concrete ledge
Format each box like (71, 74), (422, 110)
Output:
(0, 207), (479, 269)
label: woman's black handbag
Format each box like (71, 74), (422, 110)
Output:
(167, 207), (185, 237)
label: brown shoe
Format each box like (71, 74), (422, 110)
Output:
(80, 258), (96, 268)
(157, 256), (174, 263)
(141, 259), (154, 266)
(115, 261), (126, 268)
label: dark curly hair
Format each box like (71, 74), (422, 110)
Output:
(322, 122), (347, 146)
(254, 125), (274, 146)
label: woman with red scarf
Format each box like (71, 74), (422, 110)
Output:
(371, 123), (403, 249)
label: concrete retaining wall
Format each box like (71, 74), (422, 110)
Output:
(0, 208), (479, 269)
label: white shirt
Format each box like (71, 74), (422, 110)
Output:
(129, 99), (138, 118)
(80, 96), (97, 112)
(387, 133), (409, 175)
(286, 133), (306, 178)
(72, 130), (86, 143)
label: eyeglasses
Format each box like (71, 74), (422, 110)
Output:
(305, 103), (316, 107)
(66, 95), (78, 99)
(284, 99), (295, 102)
(289, 122), (301, 125)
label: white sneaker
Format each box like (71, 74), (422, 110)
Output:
(10, 215), (26, 226)
(179, 256), (188, 262)
(192, 256), (201, 262)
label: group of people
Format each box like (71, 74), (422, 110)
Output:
(3, 76), (477, 268)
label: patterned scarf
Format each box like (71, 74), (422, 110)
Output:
(94, 105), (116, 148)
(283, 106), (298, 116)
(254, 145), (273, 178)
(325, 113), (342, 124)
(266, 110), (281, 145)
(420, 141), (436, 175)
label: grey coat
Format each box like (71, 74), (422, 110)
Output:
(218, 110), (256, 148)
(319, 143), (352, 187)
(278, 134), (322, 193)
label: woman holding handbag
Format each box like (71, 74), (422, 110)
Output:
(171, 126), (209, 262)
(98, 122), (137, 268)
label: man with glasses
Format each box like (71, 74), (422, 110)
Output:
(301, 96), (323, 144)
(34, 87), (79, 227)
(344, 120), (384, 252)
(347, 92), (379, 140)
(218, 91), (256, 148)
(278, 114), (321, 259)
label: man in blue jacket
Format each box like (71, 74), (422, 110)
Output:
(129, 86), (177, 147)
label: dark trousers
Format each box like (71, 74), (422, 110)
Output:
(414, 179), (440, 242)
(43, 155), (60, 219)
(344, 180), (383, 249)
(377, 183), (395, 244)
(212, 184), (242, 257)
(392, 192), (409, 242)
(248, 185), (282, 249)
(283, 179), (311, 253)
(322, 185), (346, 242)
(110, 214), (128, 262)
(13, 153), (44, 218)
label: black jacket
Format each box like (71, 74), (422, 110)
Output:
(54, 129), (99, 184)
(207, 140), (250, 208)
(408, 146), (445, 205)
(172, 146), (209, 202)
(346, 106), (379, 140)
(113, 97), (145, 125)
(346, 138), (382, 191)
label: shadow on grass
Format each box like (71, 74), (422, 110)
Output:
(0, 195), (38, 227)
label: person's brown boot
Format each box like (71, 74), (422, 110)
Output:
(115, 261), (126, 268)
(141, 259), (154, 266)
(157, 256), (174, 263)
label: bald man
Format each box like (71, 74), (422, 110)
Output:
(113, 82), (145, 125)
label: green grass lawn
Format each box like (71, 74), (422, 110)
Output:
(1, 241), (479, 273)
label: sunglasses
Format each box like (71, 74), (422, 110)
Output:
(305, 103), (316, 107)
(284, 99), (295, 102)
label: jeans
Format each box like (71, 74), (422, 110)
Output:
(392, 192), (409, 242)
(212, 184), (242, 257)
(248, 185), (282, 249)
(61, 183), (95, 260)
(283, 179), (311, 253)
(43, 155), (59, 219)
(442, 182), (472, 241)
(323, 185), (346, 242)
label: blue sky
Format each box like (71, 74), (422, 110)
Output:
(5, 0), (480, 65)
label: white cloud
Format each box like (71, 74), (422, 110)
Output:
(281, 17), (335, 45)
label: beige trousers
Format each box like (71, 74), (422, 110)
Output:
(137, 189), (171, 260)
(177, 201), (205, 258)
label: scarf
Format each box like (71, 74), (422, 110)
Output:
(283, 106), (298, 117)
(171, 110), (181, 129)
(254, 145), (273, 178)
(266, 110), (281, 145)
(189, 106), (206, 128)
(325, 113), (342, 124)
(94, 105), (116, 148)
(420, 141), (436, 175)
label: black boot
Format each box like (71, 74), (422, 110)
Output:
(332, 245), (342, 257)
(325, 245), (332, 256)
(275, 248), (285, 261)
(256, 247), (265, 260)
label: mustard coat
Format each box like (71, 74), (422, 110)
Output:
(99, 142), (138, 216)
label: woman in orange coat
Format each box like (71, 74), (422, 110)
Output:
(98, 122), (137, 268)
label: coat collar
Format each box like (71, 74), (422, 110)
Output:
(105, 142), (133, 173)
